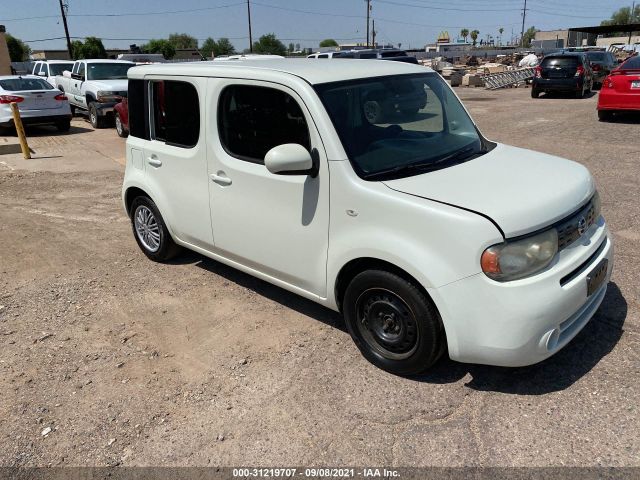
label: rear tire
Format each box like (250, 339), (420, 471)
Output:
(531, 88), (540, 98)
(575, 87), (584, 99)
(129, 196), (181, 262)
(115, 112), (128, 138)
(343, 270), (445, 375)
(55, 119), (71, 132)
(598, 110), (613, 122)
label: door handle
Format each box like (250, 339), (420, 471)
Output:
(147, 156), (162, 168)
(210, 173), (232, 186)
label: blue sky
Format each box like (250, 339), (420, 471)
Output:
(0, 0), (632, 52)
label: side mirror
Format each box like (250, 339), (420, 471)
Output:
(38, 71), (47, 77)
(71, 72), (85, 81)
(62, 70), (72, 78)
(264, 144), (315, 176)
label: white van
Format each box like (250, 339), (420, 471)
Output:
(122, 59), (613, 375)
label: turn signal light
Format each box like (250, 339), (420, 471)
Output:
(534, 66), (542, 78)
(575, 65), (585, 77)
(0, 95), (24, 104)
(54, 94), (68, 101)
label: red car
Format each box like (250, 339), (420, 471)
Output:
(114, 98), (129, 137)
(597, 55), (640, 122)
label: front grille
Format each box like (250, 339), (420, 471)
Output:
(556, 200), (597, 251)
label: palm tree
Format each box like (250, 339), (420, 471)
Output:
(498, 27), (504, 46)
(460, 28), (469, 43)
(470, 30), (480, 47)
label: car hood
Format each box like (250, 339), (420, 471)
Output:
(90, 79), (128, 92)
(382, 143), (595, 237)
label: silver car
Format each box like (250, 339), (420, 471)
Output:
(0, 75), (72, 132)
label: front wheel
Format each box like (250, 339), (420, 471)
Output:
(343, 270), (445, 375)
(130, 196), (181, 262)
(89, 102), (105, 129)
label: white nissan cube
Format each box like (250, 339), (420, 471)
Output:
(122, 60), (613, 375)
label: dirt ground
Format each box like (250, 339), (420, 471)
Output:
(0, 87), (639, 468)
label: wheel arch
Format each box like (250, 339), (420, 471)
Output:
(334, 257), (430, 313)
(124, 186), (153, 217)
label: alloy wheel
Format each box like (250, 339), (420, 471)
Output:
(134, 205), (161, 253)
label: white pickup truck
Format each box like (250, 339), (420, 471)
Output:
(55, 59), (133, 128)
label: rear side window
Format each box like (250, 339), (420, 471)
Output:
(151, 80), (200, 148)
(586, 52), (606, 62)
(621, 56), (640, 70)
(542, 57), (579, 68)
(218, 85), (311, 164)
(0, 78), (53, 91)
(127, 79), (147, 140)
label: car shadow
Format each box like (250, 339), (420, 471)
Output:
(1, 125), (95, 137)
(539, 91), (597, 100)
(171, 251), (626, 394)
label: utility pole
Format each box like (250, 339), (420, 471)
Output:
(58, 0), (73, 59)
(629, 1), (635, 44)
(520, 0), (528, 47)
(366, 0), (371, 47)
(247, 0), (253, 53)
(372, 19), (376, 48)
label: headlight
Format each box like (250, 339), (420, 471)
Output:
(481, 229), (558, 282)
(96, 91), (122, 102)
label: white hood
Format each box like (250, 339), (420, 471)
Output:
(90, 79), (128, 92)
(383, 143), (595, 237)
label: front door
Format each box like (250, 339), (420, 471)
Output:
(207, 79), (329, 297)
(141, 76), (213, 250)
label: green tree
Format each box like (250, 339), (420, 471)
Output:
(5, 34), (31, 61)
(460, 29), (469, 43)
(142, 39), (176, 59)
(319, 38), (339, 48)
(201, 37), (217, 58)
(470, 30), (480, 46)
(71, 40), (85, 60)
(521, 26), (538, 47)
(168, 33), (198, 49)
(601, 5), (640, 36)
(252, 33), (287, 56)
(288, 42), (295, 53)
(82, 37), (107, 59)
(215, 38), (236, 56)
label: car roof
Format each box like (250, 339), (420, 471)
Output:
(38, 60), (74, 63)
(128, 58), (429, 85)
(0, 75), (46, 80)
(546, 52), (584, 57)
(82, 59), (135, 64)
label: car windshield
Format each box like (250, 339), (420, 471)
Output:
(49, 63), (74, 76)
(0, 78), (53, 91)
(87, 63), (132, 80)
(621, 56), (640, 70)
(315, 72), (486, 180)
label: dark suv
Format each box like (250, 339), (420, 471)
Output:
(584, 51), (618, 87)
(532, 53), (594, 98)
(338, 49), (419, 65)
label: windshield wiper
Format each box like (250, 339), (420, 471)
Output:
(362, 145), (483, 180)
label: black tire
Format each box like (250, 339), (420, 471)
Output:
(89, 102), (105, 129)
(129, 196), (181, 262)
(56, 119), (71, 132)
(115, 112), (128, 138)
(575, 87), (584, 99)
(343, 270), (445, 375)
(598, 110), (613, 122)
(70, 104), (76, 116)
(531, 88), (540, 98)
(363, 100), (383, 124)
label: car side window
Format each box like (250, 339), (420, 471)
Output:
(77, 63), (85, 78)
(33, 62), (41, 74)
(218, 85), (311, 164)
(150, 80), (200, 148)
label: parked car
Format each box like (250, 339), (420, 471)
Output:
(532, 52), (594, 98)
(307, 52), (349, 59)
(335, 49), (419, 64)
(584, 50), (619, 88)
(597, 55), (640, 121)
(114, 98), (129, 137)
(55, 59), (133, 128)
(31, 60), (75, 88)
(122, 60), (612, 375)
(0, 75), (72, 132)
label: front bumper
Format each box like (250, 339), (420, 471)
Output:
(431, 217), (613, 367)
(94, 101), (118, 117)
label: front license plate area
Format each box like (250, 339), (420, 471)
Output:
(587, 258), (608, 296)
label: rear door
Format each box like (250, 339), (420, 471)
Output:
(141, 76), (214, 250)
